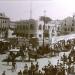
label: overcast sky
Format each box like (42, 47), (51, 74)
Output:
(0, 0), (75, 21)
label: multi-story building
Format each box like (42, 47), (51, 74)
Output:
(15, 19), (37, 38)
(60, 16), (75, 35)
(10, 18), (61, 46)
(36, 20), (59, 45)
(0, 13), (10, 38)
(36, 20), (49, 45)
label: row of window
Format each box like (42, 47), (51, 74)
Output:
(0, 20), (7, 23)
(16, 33), (34, 38)
(64, 23), (75, 26)
(64, 27), (74, 32)
(16, 24), (35, 30)
(39, 24), (50, 30)
(16, 24), (53, 31)
(39, 33), (49, 38)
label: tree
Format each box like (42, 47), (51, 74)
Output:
(29, 37), (39, 50)
(39, 16), (52, 24)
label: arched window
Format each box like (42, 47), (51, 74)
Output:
(52, 29), (54, 33)
(39, 24), (42, 30)
(39, 34), (42, 38)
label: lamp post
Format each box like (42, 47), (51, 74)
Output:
(72, 15), (74, 26)
(28, 0), (32, 47)
(43, 10), (46, 48)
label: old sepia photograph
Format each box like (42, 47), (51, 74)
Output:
(0, 0), (75, 75)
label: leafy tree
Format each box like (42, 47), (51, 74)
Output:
(29, 37), (39, 50)
(39, 16), (52, 24)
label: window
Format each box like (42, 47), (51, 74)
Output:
(1, 20), (2, 23)
(48, 26), (50, 29)
(26, 34), (28, 38)
(72, 23), (74, 26)
(39, 34), (42, 38)
(71, 27), (74, 31)
(64, 20), (66, 26)
(52, 29), (54, 33)
(68, 28), (70, 31)
(3, 20), (4, 23)
(39, 24), (42, 30)
(0, 13), (2, 16)
(46, 26), (47, 29)
(64, 28), (67, 31)
(30, 34), (33, 38)
(72, 19), (74, 26)
(26, 25), (28, 30)
(23, 25), (25, 30)
(30, 24), (34, 30)
(5, 21), (6, 23)
(52, 33), (54, 36)
(43, 25), (45, 30)
(64, 23), (66, 26)
(58, 27), (59, 30)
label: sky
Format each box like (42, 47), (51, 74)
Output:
(0, 0), (75, 21)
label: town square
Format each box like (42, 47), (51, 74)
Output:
(0, 0), (75, 75)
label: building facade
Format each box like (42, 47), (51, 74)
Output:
(15, 19), (37, 38)
(0, 13), (10, 38)
(11, 19), (59, 46)
(36, 20), (58, 45)
(60, 16), (75, 35)
(9, 18), (61, 46)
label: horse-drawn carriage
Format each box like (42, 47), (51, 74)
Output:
(0, 40), (10, 54)
(5, 48), (38, 62)
(6, 48), (20, 61)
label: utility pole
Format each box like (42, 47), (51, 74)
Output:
(65, 20), (66, 35)
(72, 15), (74, 26)
(30, 0), (32, 19)
(28, 0), (32, 46)
(43, 10), (46, 48)
(28, 0), (32, 39)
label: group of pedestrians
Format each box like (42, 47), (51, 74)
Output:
(2, 59), (74, 75)
(18, 62), (41, 75)
(17, 61), (67, 75)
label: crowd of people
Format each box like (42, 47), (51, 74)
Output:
(14, 61), (72, 75)
(16, 61), (66, 75)
(2, 39), (75, 75)
(1, 56), (75, 75)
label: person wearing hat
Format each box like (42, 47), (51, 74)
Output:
(2, 71), (6, 75)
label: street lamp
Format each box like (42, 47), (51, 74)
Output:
(43, 10), (46, 48)
(28, 0), (32, 47)
(72, 15), (74, 26)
